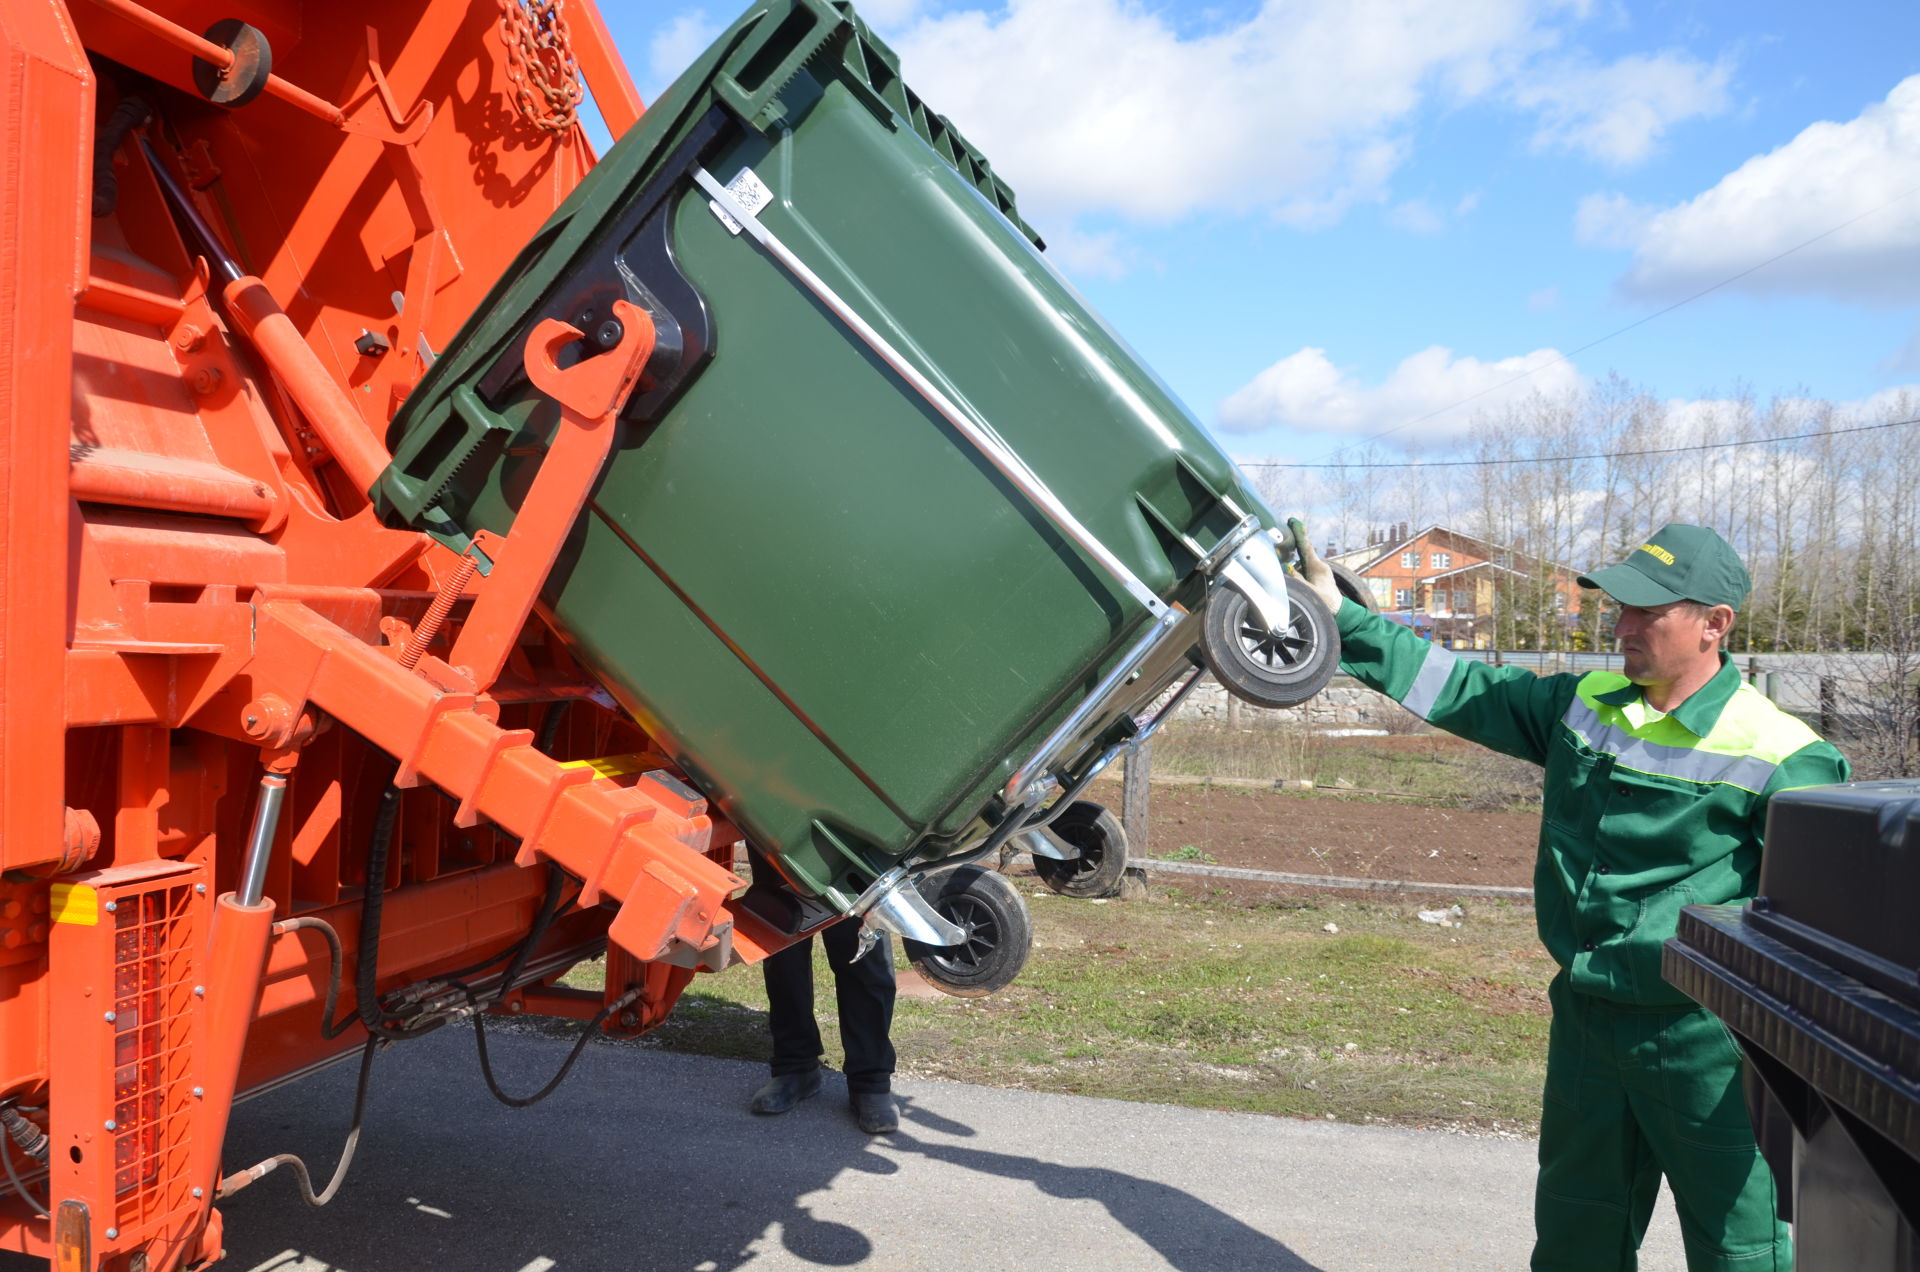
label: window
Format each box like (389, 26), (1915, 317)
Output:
(1454, 589), (1472, 613)
(1431, 552), (1452, 569)
(1400, 551), (1419, 568)
(1395, 588), (1413, 608)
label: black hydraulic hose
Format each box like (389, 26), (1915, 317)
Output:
(275, 916), (357, 1040)
(355, 779), (408, 1040)
(218, 1037), (377, 1208)
(0, 1106), (46, 1219)
(91, 97), (151, 218)
(494, 863), (567, 995)
(470, 988), (637, 1109)
(435, 864), (573, 987)
(535, 699), (573, 755)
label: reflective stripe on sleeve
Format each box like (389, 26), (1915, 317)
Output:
(1400, 642), (1458, 721)
(1560, 699), (1780, 792)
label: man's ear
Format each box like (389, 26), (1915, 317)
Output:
(1705, 605), (1736, 645)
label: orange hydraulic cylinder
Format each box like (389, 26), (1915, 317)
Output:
(187, 893), (274, 1208)
(221, 278), (391, 498)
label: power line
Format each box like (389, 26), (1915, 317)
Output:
(1295, 182), (1920, 465)
(1241, 414), (1920, 470)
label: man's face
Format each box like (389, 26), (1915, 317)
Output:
(1612, 601), (1729, 686)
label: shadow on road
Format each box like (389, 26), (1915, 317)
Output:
(1, 1039), (1328, 1271)
(888, 1098), (1327, 1272)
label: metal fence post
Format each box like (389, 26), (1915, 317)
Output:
(1819, 676), (1835, 738)
(1122, 735), (1151, 858)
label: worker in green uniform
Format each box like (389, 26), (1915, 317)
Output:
(1291, 521), (1848, 1271)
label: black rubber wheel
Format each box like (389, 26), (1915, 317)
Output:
(902, 865), (1032, 998)
(1330, 561), (1377, 612)
(1200, 581), (1339, 709)
(1032, 801), (1129, 898)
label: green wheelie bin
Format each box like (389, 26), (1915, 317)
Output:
(375, 0), (1337, 981)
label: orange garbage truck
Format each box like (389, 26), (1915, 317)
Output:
(0, 0), (1341, 1266)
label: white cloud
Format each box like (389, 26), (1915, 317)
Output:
(888, 0), (1557, 227)
(1217, 344), (1587, 444)
(647, 13), (723, 98)
(1513, 50), (1734, 167)
(1606, 74), (1920, 305)
(1042, 227), (1144, 280)
(1387, 199), (1446, 235)
(852, 0), (923, 30)
(1574, 191), (1656, 248)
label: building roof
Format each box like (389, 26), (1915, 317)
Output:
(1347, 524), (1577, 579)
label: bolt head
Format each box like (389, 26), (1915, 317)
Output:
(195, 883), (207, 894)
(193, 985), (205, 997)
(594, 317), (625, 350)
(103, 1011), (116, 1023)
(191, 1087), (204, 1098)
(102, 901), (116, 913)
(103, 1120), (116, 1132)
(105, 1227), (118, 1240)
(191, 1186), (204, 1198)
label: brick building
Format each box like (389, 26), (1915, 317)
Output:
(1326, 524), (1584, 649)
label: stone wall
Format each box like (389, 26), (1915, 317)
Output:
(1169, 675), (1423, 732)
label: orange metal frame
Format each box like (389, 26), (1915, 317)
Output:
(0, 0), (793, 1267)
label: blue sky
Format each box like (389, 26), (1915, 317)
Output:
(597, 0), (1920, 474)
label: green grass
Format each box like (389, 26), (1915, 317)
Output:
(563, 884), (1553, 1133)
(1145, 724), (1543, 812)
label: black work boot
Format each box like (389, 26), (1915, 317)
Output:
(749, 1068), (822, 1115)
(849, 1090), (899, 1134)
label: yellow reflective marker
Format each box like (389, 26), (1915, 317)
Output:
(558, 754), (644, 779)
(49, 883), (99, 926)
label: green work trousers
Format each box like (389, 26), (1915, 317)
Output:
(1532, 975), (1790, 1271)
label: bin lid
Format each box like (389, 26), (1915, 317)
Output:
(1761, 780), (1920, 977)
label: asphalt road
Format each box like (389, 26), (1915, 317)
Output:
(175, 1028), (1690, 1272)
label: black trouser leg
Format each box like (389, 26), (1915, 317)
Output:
(761, 933), (824, 1077)
(820, 919), (897, 1094)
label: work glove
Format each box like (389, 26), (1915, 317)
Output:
(1286, 518), (1344, 614)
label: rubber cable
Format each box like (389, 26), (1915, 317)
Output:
(470, 990), (633, 1109)
(0, 1142), (45, 1219)
(354, 778), (410, 1039)
(0, 1104), (47, 1218)
(219, 1037), (377, 1208)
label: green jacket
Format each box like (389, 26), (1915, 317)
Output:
(1332, 600), (1850, 1006)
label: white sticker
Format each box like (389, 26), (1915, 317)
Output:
(707, 167), (774, 235)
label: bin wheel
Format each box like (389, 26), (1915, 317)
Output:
(1201, 581), (1339, 709)
(903, 865), (1032, 998)
(1331, 561), (1377, 613)
(1033, 801), (1129, 898)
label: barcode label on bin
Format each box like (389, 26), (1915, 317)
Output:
(708, 167), (774, 234)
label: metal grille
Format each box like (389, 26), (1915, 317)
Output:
(106, 879), (200, 1235)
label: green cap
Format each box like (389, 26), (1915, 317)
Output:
(1578, 523), (1750, 610)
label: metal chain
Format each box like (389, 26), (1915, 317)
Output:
(498, 0), (584, 135)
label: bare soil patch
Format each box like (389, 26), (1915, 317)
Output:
(1143, 785), (1539, 889)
